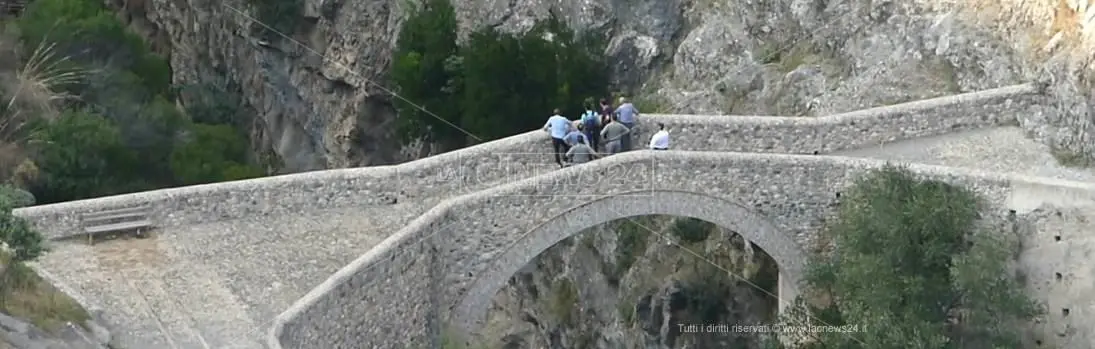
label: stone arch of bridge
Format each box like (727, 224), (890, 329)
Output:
(449, 189), (808, 337)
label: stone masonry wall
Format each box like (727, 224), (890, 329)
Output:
(269, 210), (443, 349)
(13, 83), (1041, 242)
(5, 82), (1055, 349)
(431, 152), (1043, 334)
(268, 151), (1095, 349)
(631, 83), (1042, 154)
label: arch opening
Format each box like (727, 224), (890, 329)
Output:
(449, 190), (808, 344)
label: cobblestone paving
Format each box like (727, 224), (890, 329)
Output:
(32, 203), (429, 349)
(834, 127), (1095, 182)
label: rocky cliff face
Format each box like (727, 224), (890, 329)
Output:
(110, 0), (1095, 170)
(477, 216), (781, 349)
(0, 312), (116, 349)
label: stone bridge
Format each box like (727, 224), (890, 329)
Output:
(12, 83), (1095, 349)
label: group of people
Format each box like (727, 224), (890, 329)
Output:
(543, 97), (671, 167)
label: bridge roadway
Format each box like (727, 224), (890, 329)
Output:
(26, 126), (1095, 349)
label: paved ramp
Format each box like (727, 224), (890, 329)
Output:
(28, 126), (1095, 349)
(834, 126), (1095, 182)
(31, 203), (430, 349)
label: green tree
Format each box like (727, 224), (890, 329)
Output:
(391, 0), (608, 148)
(177, 81), (247, 127)
(458, 29), (526, 140)
(770, 165), (1039, 349)
(458, 15), (608, 141)
(672, 217), (713, 243)
(0, 189), (46, 312)
(14, 0), (267, 204)
(28, 110), (140, 203)
(220, 164), (266, 181)
(390, 0), (462, 149)
(18, 0), (170, 96)
(0, 198), (44, 263)
(0, 186), (35, 208)
(247, 0), (303, 39)
(170, 123), (261, 185)
(16, 0), (102, 47)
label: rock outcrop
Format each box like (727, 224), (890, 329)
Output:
(0, 312), (116, 349)
(479, 216), (781, 349)
(108, 0), (1095, 170)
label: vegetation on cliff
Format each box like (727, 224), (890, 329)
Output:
(769, 165), (1040, 349)
(472, 166), (1038, 348)
(0, 0), (265, 205)
(247, 0), (303, 39)
(0, 186), (88, 332)
(391, 0), (608, 149)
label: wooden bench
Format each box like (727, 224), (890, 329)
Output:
(79, 205), (155, 245)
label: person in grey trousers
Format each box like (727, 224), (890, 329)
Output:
(614, 97), (639, 151)
(565, 135), (597, 166)
(600, 114), (630, 155)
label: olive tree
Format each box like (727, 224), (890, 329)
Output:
(767, 165), (1040, 349)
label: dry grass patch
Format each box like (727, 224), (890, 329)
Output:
(0, 251), (90, 332)
(1052, 0), (1083, 40)
(1051, 146), (1095, 168)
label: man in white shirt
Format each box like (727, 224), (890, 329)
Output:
(649, 123), (669, 150)
(543, 109), (571, 167)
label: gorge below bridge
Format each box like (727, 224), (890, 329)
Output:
(12, 83), (1095, 349)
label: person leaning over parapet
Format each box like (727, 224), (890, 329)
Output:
(600, 114), (630, 155)
(599, 98), (614, 127)
(580, 103), (601, 151)
(614, 97), (639, 151)
(543, 108), (572, 168)
(565, 123), (587, 149)
(565, 134), (597, 166)
(649, 122), (669, 150)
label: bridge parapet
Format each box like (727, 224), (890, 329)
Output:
(268, 150), (1095, 349)
(12, 83), (1042, 242)
(636, 83), (1040, 153)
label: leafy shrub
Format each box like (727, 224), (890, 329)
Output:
(247, 0), (303, 39)
(678, 260), (733, 323)
(0, 209), (81, 332)
(390, 0), (461, 148)
(458, 17), (607, 141)
(19, 1), (170, 96)
(16, 0), (102, 45)
(549, 277), (579, 326)
(177, 82), (247, 126)
(391, 0), (608, 148)
(0, 185), (35, 208)
(12, 0), (266, 204)
(170, 123), (261, 185)
(614, 219), (649, 276)
(671, 217), (713, 243)
(0, 197), (44, 262)
(220, 164), (266, 181)
(28, 110), (140, 203)
(770, 165), (1040, 349)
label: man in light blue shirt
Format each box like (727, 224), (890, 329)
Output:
(614, 97), (639, 151)
(564, 124), (585, 146)
(543, 109), (571, 167)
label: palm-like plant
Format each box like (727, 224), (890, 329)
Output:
(0, 36), (86, 140)
(0, 25), (86, 184)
